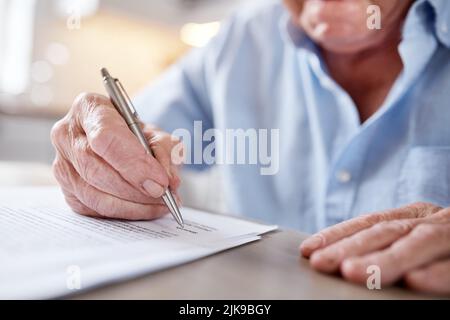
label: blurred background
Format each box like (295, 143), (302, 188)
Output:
(0, 0), (255, 213)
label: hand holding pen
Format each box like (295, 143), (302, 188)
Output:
(50, 73), (183, 224)
(101, 68), (184, 226)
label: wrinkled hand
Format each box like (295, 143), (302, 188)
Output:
(51, 93), (183, 220)
(300, 202), (450, 295)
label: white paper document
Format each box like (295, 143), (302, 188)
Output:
(0, 187), (277, 299)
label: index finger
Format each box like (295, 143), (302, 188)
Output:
(73, 93), (169, 198)
(300, 202), (441, 257)
(340, 223), (450, 286)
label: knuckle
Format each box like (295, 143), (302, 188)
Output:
(350, 234), (367, 250)
(72, 92), (94, 114)
(408, 201), (432, 209)
(383, 220), (414, 234)
(89, 126), (116, 157)
(83, 162), (102, 185)
(73, 92), (90, 108)
(73, 92), (109, 111)
(372, 220), (391, 229)
(50, 119), (68, 147)
(360, 213), (383, 225)
(52, 157), (71, 187)
(411, 223), (437, 240)
(314, 232), (328, 246)
(51, 158), (63, 181)
(406, 202), (442, 217)
(71, 137), (88, 164)
(370, 221), (391, 234)
(433, 207), (450, 222)
(76, 151), (100, 183)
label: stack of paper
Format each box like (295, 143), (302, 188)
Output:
(0, 187), (276, 299)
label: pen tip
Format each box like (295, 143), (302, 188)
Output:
(176, 215), (184, 228)
(100, 68), (110, 79)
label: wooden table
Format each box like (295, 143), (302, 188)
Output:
(0, 162), (435, 299)
(74, 229), (432, 299)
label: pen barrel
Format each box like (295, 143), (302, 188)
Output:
(128, 123), (153, 155)
(101, 68), (183, 227)
(129, 121), (183, 225)
(103, 77), (138, 126)
(129, 123), (181, 221)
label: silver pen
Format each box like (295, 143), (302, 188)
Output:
(101, 68), (184, 227)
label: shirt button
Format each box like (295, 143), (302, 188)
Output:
(336, 170), (352, 183)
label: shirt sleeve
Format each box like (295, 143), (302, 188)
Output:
(132, 16), (237, 171)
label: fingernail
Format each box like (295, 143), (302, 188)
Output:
(143, 180), (165, 198)
(341, 259), (359, 278)
(301, 236), (323, 252)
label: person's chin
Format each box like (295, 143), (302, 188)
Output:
(317, 38), (373, 54)
(307, 24), (377, 54)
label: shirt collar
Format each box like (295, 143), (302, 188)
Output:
(279, 9), (315, 52)
(427, 0), (450, 48)
(280, 0), (450, 50)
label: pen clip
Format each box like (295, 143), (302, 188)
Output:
(114, 79), (138, 118)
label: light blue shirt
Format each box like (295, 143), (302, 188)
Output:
(135, 0), (450, 233)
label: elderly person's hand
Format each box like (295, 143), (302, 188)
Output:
(301, 203), (450, 295)
(50, 93), (183, 220)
